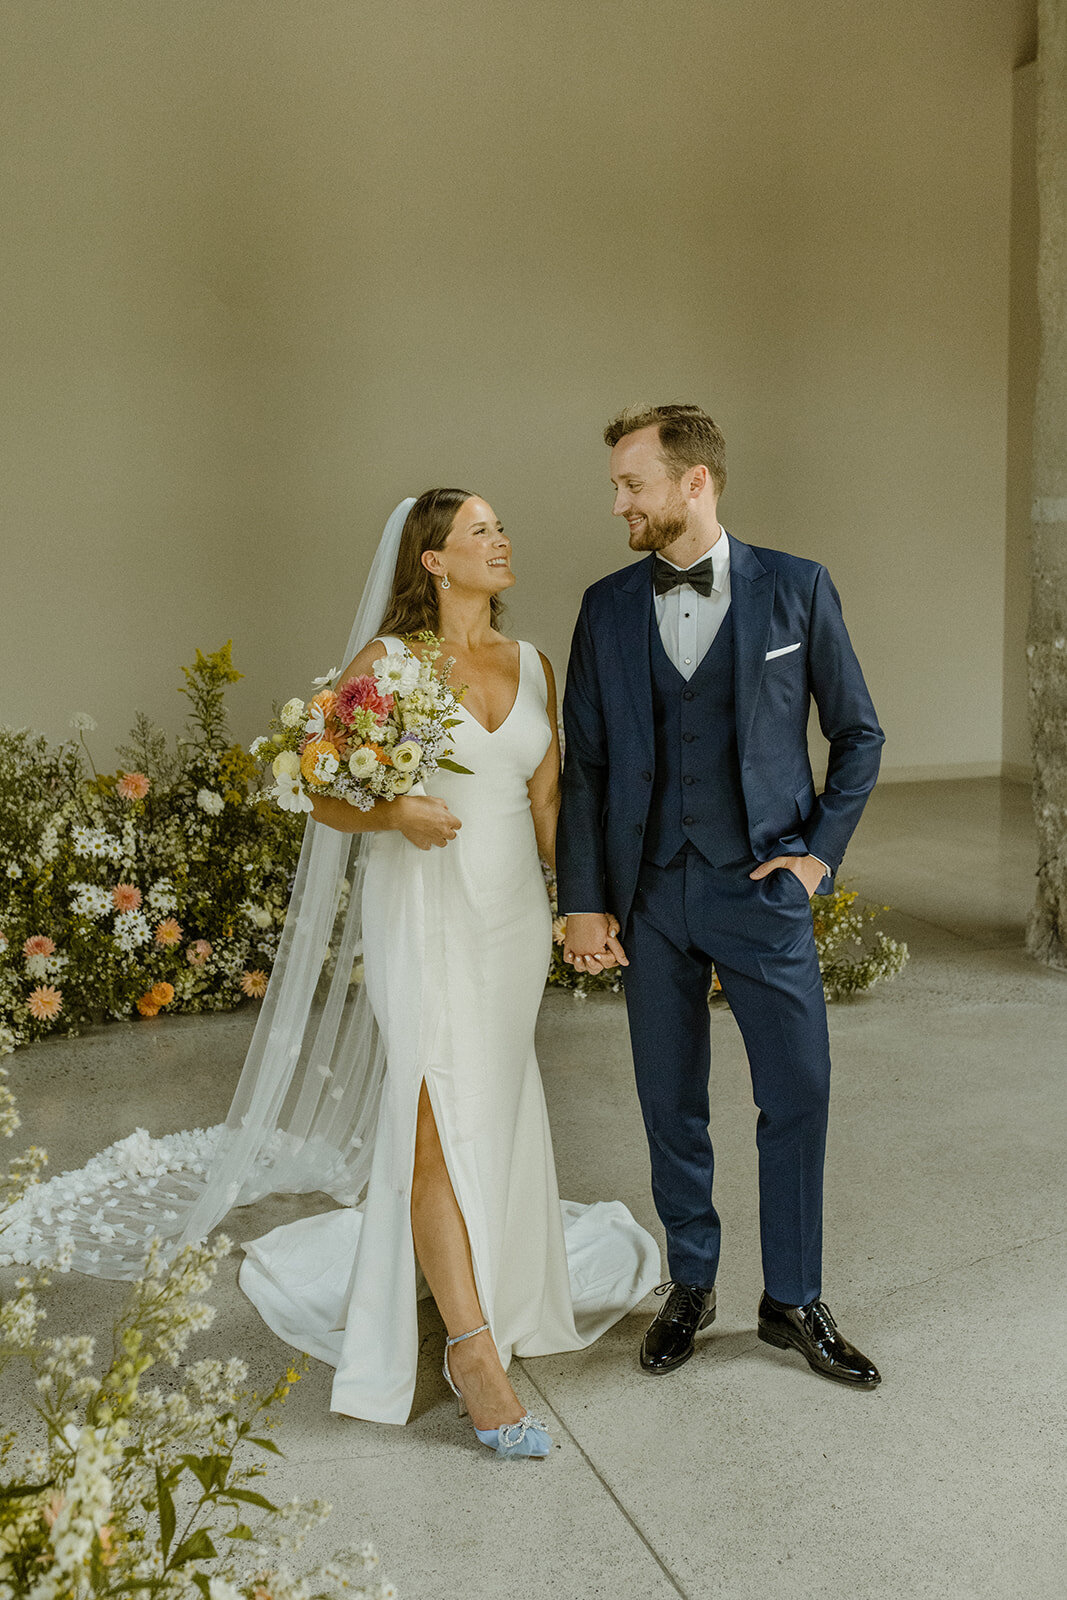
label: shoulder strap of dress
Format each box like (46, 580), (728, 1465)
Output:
(519, 640), (549, 710)
(374, 633), (405, 654)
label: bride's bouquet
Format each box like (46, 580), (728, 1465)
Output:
(253, 632), (471, 815)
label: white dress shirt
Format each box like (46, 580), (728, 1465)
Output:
(653, 528), (731, 681)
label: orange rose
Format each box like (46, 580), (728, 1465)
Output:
(300, 738), (341, 787)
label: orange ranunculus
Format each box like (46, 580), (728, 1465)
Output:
(299, 738), (341, 787)
(151, 981), (175, 1006)
(136, 993), (160, 1017)
(367, 743), (393, 765)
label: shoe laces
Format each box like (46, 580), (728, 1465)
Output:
(654, 1280), (707, 1323)
(804, 1299), (839, 1345)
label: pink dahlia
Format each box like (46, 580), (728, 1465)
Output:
(27, 985), (63, 1021)
(187, 938), (212, 966)
(112, 883), (142, 912)
(117, 771), (150, 801)
(335, 675), (394, 726)
(240, 968), (269, 999)
(154, 918), (183, 947)
(23, 934), (56, 959)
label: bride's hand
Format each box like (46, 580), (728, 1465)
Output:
(392, 795), (462, 850)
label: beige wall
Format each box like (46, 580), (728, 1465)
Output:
(0, 2), (1030, 782)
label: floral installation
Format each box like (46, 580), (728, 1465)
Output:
(0, 646), (306, 1055)
(255, 633), (470, 816)
(0, 1076), (396, 1600)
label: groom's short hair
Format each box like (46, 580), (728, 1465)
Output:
(604, 404), (727, 497)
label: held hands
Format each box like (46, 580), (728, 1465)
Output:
(393, 795), (462, 851)
(749, 854), (823, 898)
(563, 912), (629, 973)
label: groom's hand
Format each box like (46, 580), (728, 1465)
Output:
(563, 913), (629, 972)
(749, 854), (825, 898)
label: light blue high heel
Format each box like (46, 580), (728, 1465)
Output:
(442, 1323), (553, 1459)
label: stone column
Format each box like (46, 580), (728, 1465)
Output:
(1028, 0), (1067, 968)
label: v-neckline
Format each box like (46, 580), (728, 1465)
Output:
(458, 641), (523, 736)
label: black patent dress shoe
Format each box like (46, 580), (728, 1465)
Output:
(757, 1292), (881, 1387)
(640, 1281), (717, 1373)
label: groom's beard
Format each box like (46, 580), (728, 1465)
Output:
(628, 489), (690, 552)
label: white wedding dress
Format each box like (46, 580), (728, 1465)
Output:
(237, 637), (660, 1423)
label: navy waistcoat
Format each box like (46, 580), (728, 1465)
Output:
(644, 603), (751, 868)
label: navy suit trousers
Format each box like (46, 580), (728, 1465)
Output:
(621, 844), (831, 1305)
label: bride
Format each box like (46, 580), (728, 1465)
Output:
(235, 487), (660, 1455)
(0, 489), (660, 1459)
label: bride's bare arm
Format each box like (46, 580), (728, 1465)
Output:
(309, 638), (461, 848)
(527, 651), (561, 872)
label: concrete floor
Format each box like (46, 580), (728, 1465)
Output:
(3, 779), (1065, 1599)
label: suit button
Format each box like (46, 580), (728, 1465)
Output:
(682, 815), (695, 826)
(683, 774), (695, 785)
(641, 771), (652, 782)
(683, 732), (696, 743)
(682, 689), (695, 701)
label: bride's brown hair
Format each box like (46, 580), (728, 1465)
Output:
(377, 488), (506, 638)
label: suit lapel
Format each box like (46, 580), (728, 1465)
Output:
(612, 558), (655, 753)
(728, 535), (775, 761)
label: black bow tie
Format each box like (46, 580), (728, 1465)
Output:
(652, 554), (717, 598)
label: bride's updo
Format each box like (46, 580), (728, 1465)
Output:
(377, 487), (506, 637)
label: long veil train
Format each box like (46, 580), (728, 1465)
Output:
(2, 499), (417, 1279)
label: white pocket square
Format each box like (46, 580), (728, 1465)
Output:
(765, 642), (801, 660)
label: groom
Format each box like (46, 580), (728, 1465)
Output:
(557, 404), (883, 1386)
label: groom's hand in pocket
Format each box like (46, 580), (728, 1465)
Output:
(563, 913), (629, 972)
(749, 854), (824, 897)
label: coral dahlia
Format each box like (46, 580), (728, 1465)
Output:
(154, 918), (183, 947)
(112, 883), (142, 912)
(240, 969), (269, 999)
(117, 771), (150, 801)
(27, 986), (63, 1022)
(23, 935), (56, 959)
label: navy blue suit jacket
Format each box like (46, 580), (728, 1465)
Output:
(556, 535), (884, 931)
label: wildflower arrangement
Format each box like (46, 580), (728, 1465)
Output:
(0, 1078), (395, 1600)
(809, 885), (909, 1000)
(255, 635), (469, 816)
(0, 646), (306, 1054)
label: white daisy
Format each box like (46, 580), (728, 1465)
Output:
(113, 910), (151, 952)
(71, 883), (112, 920)
(374, 650), (420, 698)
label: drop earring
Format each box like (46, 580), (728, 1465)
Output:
(440, 574), (451, 590)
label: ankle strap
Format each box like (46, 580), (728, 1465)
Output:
(445, 1322), (490, 1348)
